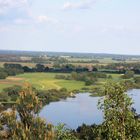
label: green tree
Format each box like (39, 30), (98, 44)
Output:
(99, 82), (140, 140)
(4, 63), (24, 75)
(0, 71), (8, 79)
(0, 85), (54, 140)
(55, 124), (78, 140)
(134, 76), (140, 84)
(35, 64), (45, 72)
(121, 70), (134, 79)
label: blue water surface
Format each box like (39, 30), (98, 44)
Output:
(40, 89), (140, 129)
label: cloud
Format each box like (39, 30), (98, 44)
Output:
(62, 0), (96, 10)
(36, 15), (59, 24)
(0, 0), (31, 25)
(0, 0), (29, 15)
(14, 15), (59, 24)
(0, 0), (28, 7)
(13, 15), (59, 25)
(0, 0), (58, 26)
(0, 0), (61, 31)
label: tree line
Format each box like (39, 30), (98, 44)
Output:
(100, 62), (140, 74)
(0, 63), (98, 79)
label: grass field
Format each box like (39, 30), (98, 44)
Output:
(0, 73), (92, 92)
(0, 72), (124, 92)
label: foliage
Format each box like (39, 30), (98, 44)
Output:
(0, 92), (9, 102)
(98, 82), (140, 140)
(4, 63), (24, 76)
(35, 64), (45, 72)
(55, 72), (102, 86)
(85, 80), (94, 86)
(0, 71), (8, 79)
(0, 63), (24, 79)
(76, 124), (102, 140)
(36, 88), (70, 105)
(3, 86), (22, 101)
(122, 80), (135, 90)
(107, 75), (112, 79)
(121, 70), (134, 79)
(0, 86), (54, 140)
(134, 76), (140, 84)
(55, 124), (78, 140)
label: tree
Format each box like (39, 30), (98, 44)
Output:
(44, 66), (50, 72)
(85, 80), (93, 86)
(4, 63), (23, 70)
(134, 76), (140, 84)
(0, 85), (54, 140)
(121, 70), (134, 79)
(4, 63), (24, 75)
(23, 66), (33, 72)
(55, 124), (78, 140)
(98, 82), (140, 140)
(0, 71), (8, 79)
(35, 64), (45, 72)
(107, 75), (112, 79)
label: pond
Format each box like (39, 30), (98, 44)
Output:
(39, 89), (140, 129)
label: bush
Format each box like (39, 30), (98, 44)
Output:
(0, 72), (8, 79)
(134, 76), (140, 84)
(85, 80), (93, 86)
(121, 70), (134, 79)
(3, 86), (22, 101)
(0, 92), (9, 102)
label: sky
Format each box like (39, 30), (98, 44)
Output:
(0, 0), (140, 55)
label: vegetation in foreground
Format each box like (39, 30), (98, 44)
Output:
(0, 82), (140, 140)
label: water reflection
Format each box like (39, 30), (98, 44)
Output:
(40, 93), (103, 129)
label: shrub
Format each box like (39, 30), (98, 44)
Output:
(0, 72), (8, 79)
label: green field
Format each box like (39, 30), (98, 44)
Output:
(0, 73), (93, 92)
(0, 72), (124, 92)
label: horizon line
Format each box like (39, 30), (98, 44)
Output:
(0, 49), (140, 56)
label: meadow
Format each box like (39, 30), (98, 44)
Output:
(0, 72), (123, 93)
(0, 73), (93, 92)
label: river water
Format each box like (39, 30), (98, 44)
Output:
(39, 89), (140, 129)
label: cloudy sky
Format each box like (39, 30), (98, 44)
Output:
(0, 0), (140, 54)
